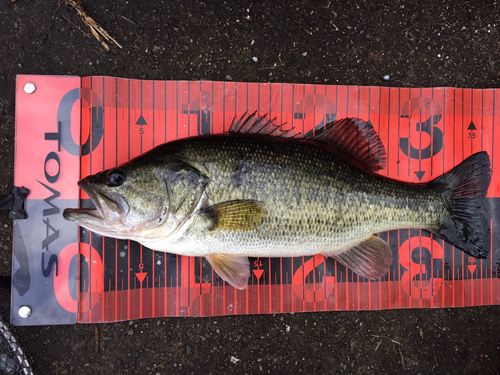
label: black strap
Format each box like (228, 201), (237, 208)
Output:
(0, 187), (29, 219)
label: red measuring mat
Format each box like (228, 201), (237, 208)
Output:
(12, 76), (500, 325)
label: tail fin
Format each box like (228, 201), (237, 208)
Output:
(430, 152), (492, 259)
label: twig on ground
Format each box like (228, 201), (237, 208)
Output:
(95, 326), (99, 353)
(258, 55), (285, 71)
(397, 346), (407, 370)
(63, 15), (90, 37)
(121, 15), (139, 27)
(64, 0), (122, 50)
(369, 335), (401, 345)
(52, 0), (64, 21)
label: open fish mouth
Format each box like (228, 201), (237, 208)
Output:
(63, 180), (125, 225)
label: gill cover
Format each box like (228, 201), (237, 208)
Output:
(63, 154), (208, 241)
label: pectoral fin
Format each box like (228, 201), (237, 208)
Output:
(202, 200), (265, 231)
(205, 254), (250, 290)
(324, 235), (393, 279)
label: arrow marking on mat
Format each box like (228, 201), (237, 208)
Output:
(135, 272), (147, 283)
(467, 265), (477, 276)
(415, 171), (425, 181)
(253, 269), (264, 280)
(467, 121), (477, 131)
(136, 115), (147, 126)
(135, 262), (147, 283)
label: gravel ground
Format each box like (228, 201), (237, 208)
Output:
(1, 0), (500, 374)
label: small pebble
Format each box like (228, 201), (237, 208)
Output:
(383, 75), (390, 81)
(225, 75), (233, 81)
(252, 56), (258, 62)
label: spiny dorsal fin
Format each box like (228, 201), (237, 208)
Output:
(228, 111), (301, 138)
(202, 200), (265, 231)
(305, 118), (386, 172)
(229, 113), (386, 172)
(323, 235), (393, 280)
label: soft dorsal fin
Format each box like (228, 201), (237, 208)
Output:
(304, 118), (386, 171)
(228, 111), (301, 138)
(229, 113), (386, 172)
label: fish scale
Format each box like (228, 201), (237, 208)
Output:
(162, 135), (446, 257)
(64, 114), (491, 289)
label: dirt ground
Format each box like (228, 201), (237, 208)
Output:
(1, 0), (500, 374)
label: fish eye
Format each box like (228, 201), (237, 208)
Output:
(106, 168), (126, 187)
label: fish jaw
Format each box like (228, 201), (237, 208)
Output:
(63, 179), (131, 238)
(62, 208), (122, 237)
(64, 177), (181, 243)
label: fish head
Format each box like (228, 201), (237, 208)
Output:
(63, 160), (174, 240)
(63, 155), (208, 243)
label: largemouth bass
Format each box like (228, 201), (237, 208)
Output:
(63, 113), (492, 289)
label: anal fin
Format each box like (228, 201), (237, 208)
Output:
(205, 254), (250, 290)
(325, 235), (393, 279)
